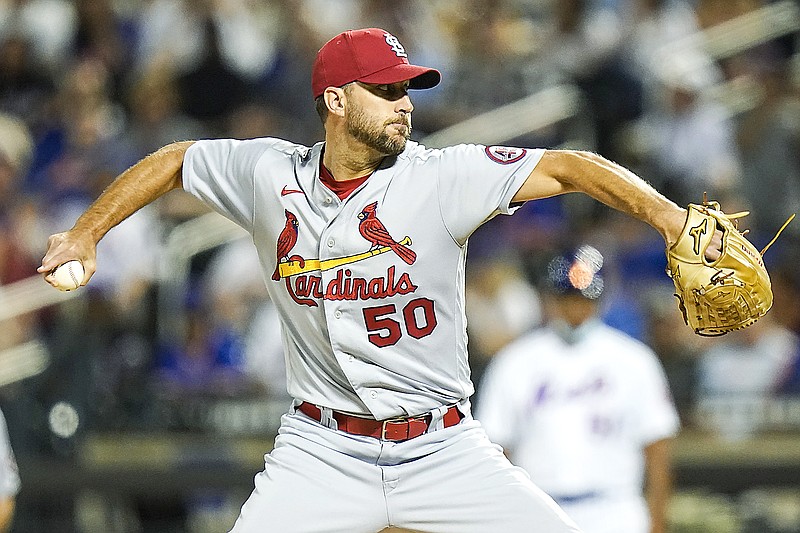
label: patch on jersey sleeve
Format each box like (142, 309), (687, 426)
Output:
(485, 146), (527, 164)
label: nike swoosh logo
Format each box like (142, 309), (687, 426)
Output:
(281, 186), (304, 196)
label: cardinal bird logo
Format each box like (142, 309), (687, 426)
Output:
(273, 210), (301, 281)
(357, 202), (416, 265)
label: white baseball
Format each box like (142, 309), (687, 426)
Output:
(51, 260), (85, 291)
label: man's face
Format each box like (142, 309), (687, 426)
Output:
(344, 81), (413, 156)
(545, 293), (598, 327)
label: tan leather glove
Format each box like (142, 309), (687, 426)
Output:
(666, 200), (773, 336)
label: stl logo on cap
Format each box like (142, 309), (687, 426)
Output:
(384, 33), (407, 58)
(311, 27), (441, 99)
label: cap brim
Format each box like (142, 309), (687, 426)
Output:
(358, 63), (441, 90)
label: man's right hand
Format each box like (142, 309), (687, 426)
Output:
(37, 230), (98, 289)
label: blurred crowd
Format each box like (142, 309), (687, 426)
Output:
(0, 0), (798, 461)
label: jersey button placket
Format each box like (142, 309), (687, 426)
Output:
(318, 221), (356, 391)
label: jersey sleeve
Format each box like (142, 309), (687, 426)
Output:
(0, 411), (19, 497)
(182, 138), (270, 232)
(436, 144), (545, 244)
(633, 351), (681, 445)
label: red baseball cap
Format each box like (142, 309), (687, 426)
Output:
(312, 28), (441, 99)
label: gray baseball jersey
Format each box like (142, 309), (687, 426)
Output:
(183, 139), (542, 418)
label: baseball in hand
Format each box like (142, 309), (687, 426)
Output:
(51, 260), (85, 291)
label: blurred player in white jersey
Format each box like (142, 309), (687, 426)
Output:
(478, 245), (680, 533)
(0, 409), (19, 533)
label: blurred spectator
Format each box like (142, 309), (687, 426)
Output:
(0, 408), (19, 533)
(774, 259), (800, 395)
(0, 112), (34, 264)
(0, 0), (77, 74)
(152, 288), (257, 401)
(528, 0), (642, 160)
(644, 286), (708, 424)
(734, 48), (800, 241)
(621, 0), (706, 106)
(131, 0), (285, 135)
(526, 0), (624, 90)
(26, 56), (135, 204)
(175, 15), (255, 130)
(134, 0), (280, 83)
(203, 238), (288, 401)
(768, 251), (800, 335)
(630, 53), (740, 206)
(294, 0), (362, 39)
(125, 64), (209, 157)
(72, 0), (138, 103)
(779, 349), (800, 396)
(0, 113), (42, 350)
(697, 314), (799, 439)
(152, 234), (284, 404)
(698, 316), (799, 398)
(477, 245), (680, 533)
(466, 257), (542, 385)
(446, 0), (539, 116)
(222, 98), (292, 142)
(0, 34), (56, 123)
(253, 3), (324, 145)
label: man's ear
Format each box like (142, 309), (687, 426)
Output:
(324, 87), (346, 117)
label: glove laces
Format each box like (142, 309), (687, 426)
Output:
(760, 214), (796, 256)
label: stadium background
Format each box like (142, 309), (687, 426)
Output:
(0, 0), (799, 531)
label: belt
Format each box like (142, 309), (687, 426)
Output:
(297, 401), (463, 442)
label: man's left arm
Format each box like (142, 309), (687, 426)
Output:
(643, 437), (674, 533)
(513, 150), (687, 245)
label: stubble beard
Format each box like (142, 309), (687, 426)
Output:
(346, 104), (411, 156)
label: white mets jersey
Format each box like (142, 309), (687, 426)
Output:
(182, 139), (543, 419)
(477, 320), (679, 508)
(0, 410), (19, 498)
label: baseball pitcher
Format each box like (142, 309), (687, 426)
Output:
(39, 28), (738, 532)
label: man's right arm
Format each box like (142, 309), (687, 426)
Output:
(644, 437), (674, 533)
(0, 496), (14, 533)
(38, 141), (194, 287)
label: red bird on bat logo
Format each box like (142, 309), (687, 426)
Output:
(273, 209), (300, 281)
(357, 202), (416, 265)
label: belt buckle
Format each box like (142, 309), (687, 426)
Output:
(380, 416), (408, 441)
(381, 414), (430, 441)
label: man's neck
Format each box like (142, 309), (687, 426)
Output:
(322, 133), (384, 182)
